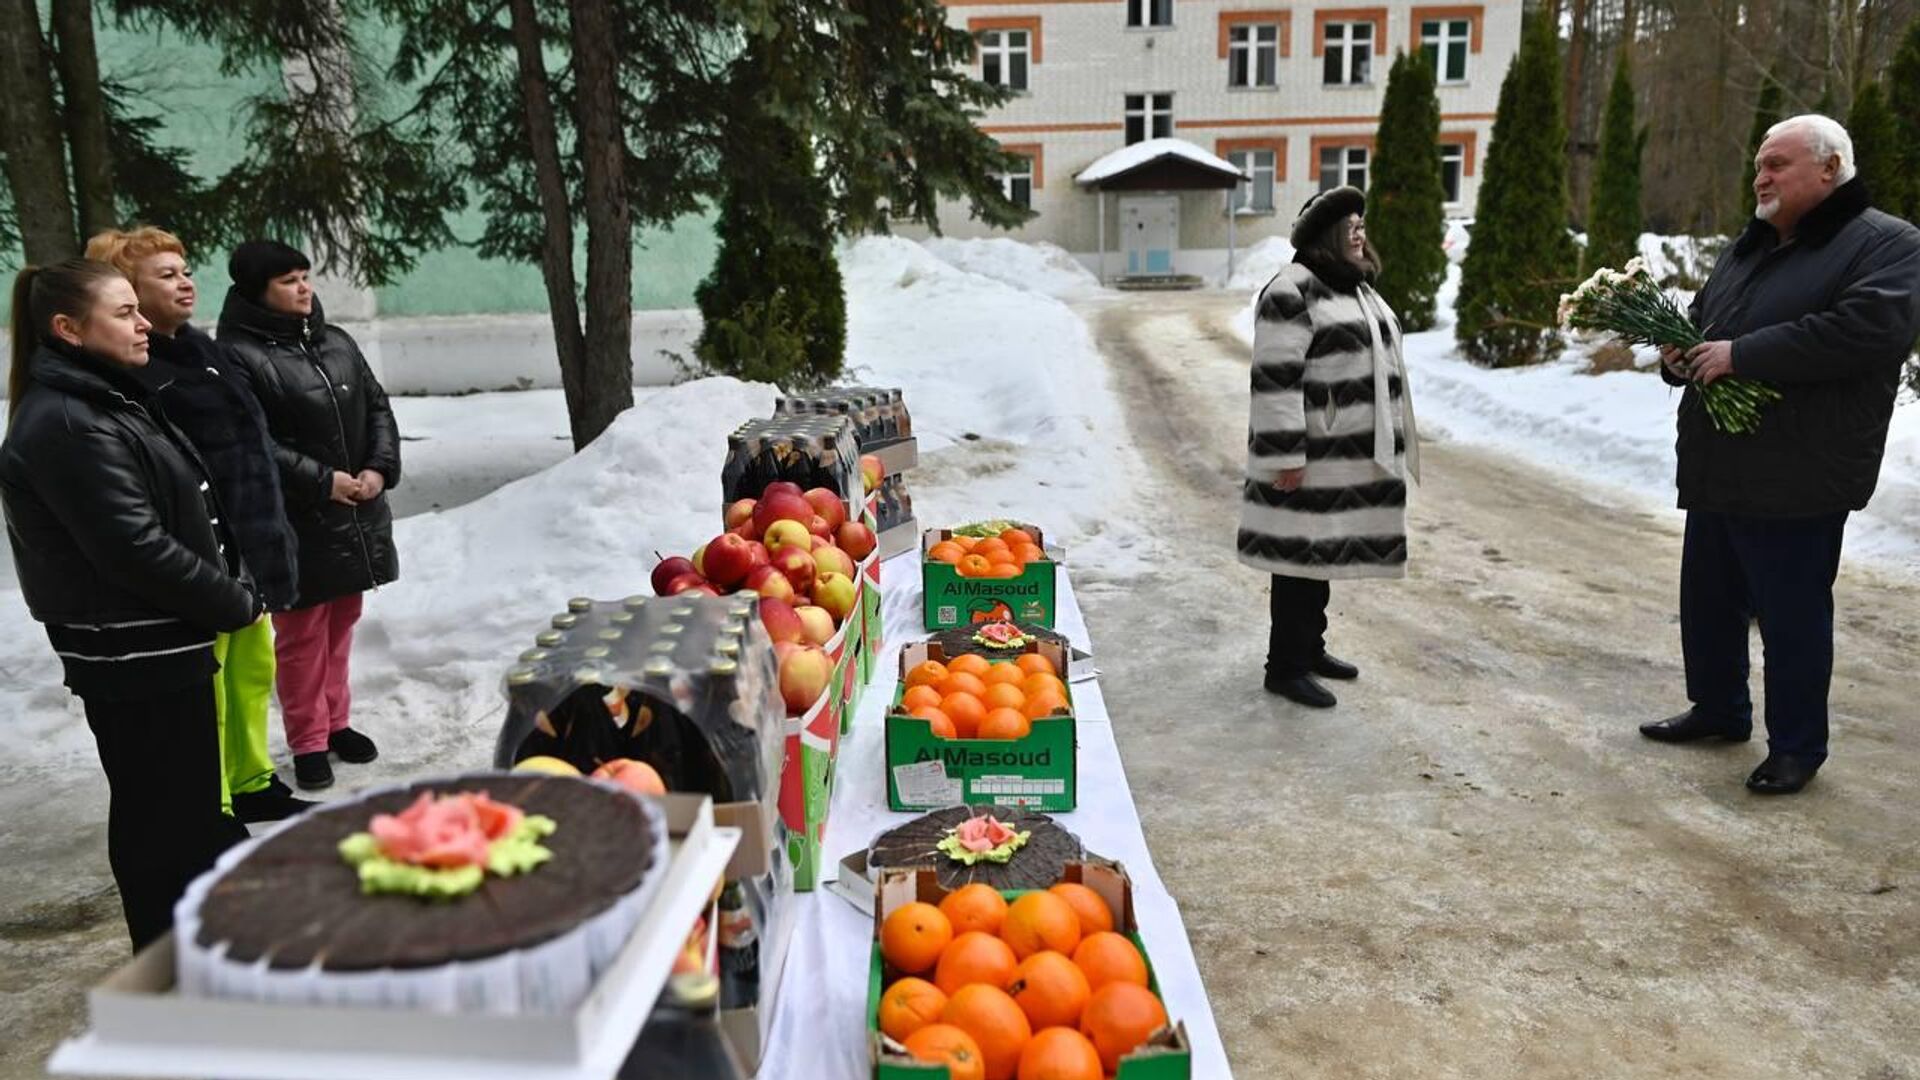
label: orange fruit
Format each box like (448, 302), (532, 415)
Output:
(999, 528), (1035, 547)
(957, 554), (993, 578)
(935, 931), (1018, 995)
(1014, 653), (1057, 677)
(939, 883), (1010, 937)
(903, 1023), (986, 1080)
(974, 538), (1011, 559)
(988, 562), (1021, 579)
(983, 683), (1027, 711)
(1017, 1027), (1103, 1080)
(882, 902), (953, 975)
(906, 660), (950, 689)
(880, 976), (949, 1042)
(1011, 543), (1045, 565)
(1079, 983), (1167, 1073)
(1071, 932), (1149, 992)
(947, 653), (992, 678)
(913, 706), (957, 739)
(977, 708), (1031, 741)
(928, 541), (966, 565)
(1021, 673), (1068, 699)
(983, 663), (1027, 687)
(902, 685), (944, 713)
(939, 671), (989, 700)
(940, 692), (987, 738)
(1009, 950), (1092, 1031)
(943, 984), (1032, 1080)
(1047, 883), (1115, 936)
(1000, 891), (1081, 960)
(952, 535), (980, 552)
(1021, 688), (1069, 721)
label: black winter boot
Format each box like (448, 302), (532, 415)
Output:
(294, 751), (334, 791)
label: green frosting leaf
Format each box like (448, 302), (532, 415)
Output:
(338, 815), (558, 901)
(937, 828), (1032, 866)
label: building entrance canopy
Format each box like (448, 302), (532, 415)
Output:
(1075, 138), (1250, 285)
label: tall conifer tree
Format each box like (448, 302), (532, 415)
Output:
(1584, 52), (1643, 274)
(1370, 50), (1448, 331)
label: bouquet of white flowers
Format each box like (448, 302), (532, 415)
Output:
(1558, 257), (1781, 434)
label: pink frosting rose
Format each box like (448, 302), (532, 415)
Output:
(370, 792), (525, 869)
(953, 814), (1016, 854)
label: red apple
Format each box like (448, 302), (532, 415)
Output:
(803, 487), (848, 531)
(758, 596), (807, 645)
(813, 544), (855, 582)
(683, 583), (721, 596)
(771, 546), (817, 595)
(778, 646), (833, 714)
(762, 481), (804, 500)
(794, 605), (835, 646)
(691, 543), (708, 578)
(724, 498), (757, 532)
(743, 565), (796, 603)
(772, 640), (800, 663)
(763, 519), (813, 556)
(860, 454), (884, 494)
(814, 571), (857, 624)
(593, 758), (667, 796)
(746, 541), (771, 569)
(665, 572), (711, 596)
(702, 533), (757, 590)
(806, 514), (833, 538)
(651, 555), (696, 596)
(752, 491), (814, 535)
(836, 521), (877, 561)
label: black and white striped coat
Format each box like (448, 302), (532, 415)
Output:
(1238, 263), (1417, 580)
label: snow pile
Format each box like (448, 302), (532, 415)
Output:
(1074, 138), (1243, 186)
(1226, 236), (1294, 291)
(918, 237), (1104, 299)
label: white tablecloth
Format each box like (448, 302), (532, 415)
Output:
(756, 554), (1233, 1079)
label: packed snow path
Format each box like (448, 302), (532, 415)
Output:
(1066, 289), (1920, 1078)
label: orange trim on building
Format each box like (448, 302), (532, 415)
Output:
(1217, 10), (1294, 59)
(999, 142), (1046, 189)
(1441, 130), (1478, 175)
(1409, 5), (1485, 53)
(969, 15), (1044, 62)
(1215, 136), (1290, 181)
(1312, 6), (1388, 57)
(978, 122), (1126, 134)
(1309, 133), (1377, 178)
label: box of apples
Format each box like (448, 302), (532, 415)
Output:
(884, 634), (1077, 813)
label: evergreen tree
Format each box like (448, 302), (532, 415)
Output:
(1369, 50), (1448, 331)
(1847, 81), (1905, 218)
(1584, 52), (1643, 275)
(1885, 20), (1920, 223)
(1739, 78), (1783, 222)
(1454, 12), (1578, 367)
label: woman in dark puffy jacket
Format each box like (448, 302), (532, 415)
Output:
(1, 259), (258, 950)
(88, 226), (310, 823)
(216, 241), (400, 792)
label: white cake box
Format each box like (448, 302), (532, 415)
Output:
(48, 792), (738, 1080)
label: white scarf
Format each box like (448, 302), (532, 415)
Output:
(1355, 283), (1421, 484)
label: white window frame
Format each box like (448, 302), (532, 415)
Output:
(1228, 24), (1281, 88)
(979, 28), (1031, 92)
(1421, 19), (1471, 84)
(1439, 143), (1465, 203)
(1319, 145), (1368, 191)
(998, 155), (1034, 210)
(1128, 0), (1174, 28)
(1124, 93), (1174, 145)
(1227, 149), (1277, 212)
(1322, 21), (1374, 86)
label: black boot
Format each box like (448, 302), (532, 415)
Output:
(231, 775), (319, 822)
(294, 751), (334, 791)
(329, 727), (379, 764)
(1638, 710), (1751, 744)
(1265, 674), (1337, 708)
(1746, 753), (1822, 795)
(1312, 653), (1359, 680)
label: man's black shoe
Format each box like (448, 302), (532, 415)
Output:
(1265, 674), (1336, 708)
(329, 727), (379, 764)
(1746, 754), (1822, 795)
(294, 751), (335, 791)
(231, 775), (317, 823)
(1638, 711), (1751, 744)
(1312, 653), (1359, 680)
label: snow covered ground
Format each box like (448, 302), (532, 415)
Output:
(1226, 235), (1920, 574)
(0, 236), (1152, 785)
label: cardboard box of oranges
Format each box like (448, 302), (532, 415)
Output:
(867, 860), (1193, 1080)
(922, 524), (1058, 631)
(885, 639), (1076, 812)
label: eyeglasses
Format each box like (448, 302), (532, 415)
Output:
(1347, 220), (1367, 237)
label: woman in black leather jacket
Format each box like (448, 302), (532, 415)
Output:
(1, 259), (257, 950)
(216, 241), (400, 791)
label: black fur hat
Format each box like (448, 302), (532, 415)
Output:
(1289, 186), (1366, 248)
(227, 240), (311, 302)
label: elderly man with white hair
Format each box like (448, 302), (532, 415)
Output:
(1640, 114), (1920, 795)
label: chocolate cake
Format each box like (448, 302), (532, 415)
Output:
(176, 773), (667, 1014)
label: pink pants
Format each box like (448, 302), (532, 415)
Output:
(272, 594), (364, 755)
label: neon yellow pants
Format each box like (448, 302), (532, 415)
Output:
(213, 617), (278, 815)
